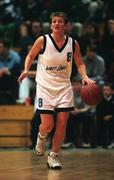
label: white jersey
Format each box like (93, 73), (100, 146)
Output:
(36, 34), (75, 97)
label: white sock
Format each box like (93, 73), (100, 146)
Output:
(38, 132), (47, 139)
(50, 152), (58, 157)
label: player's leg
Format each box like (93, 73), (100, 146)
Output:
(52, 111), (70, 152)
(47, 111), (69, 169)
(39, 114), (54, 136)
(36, 113), (54, 156)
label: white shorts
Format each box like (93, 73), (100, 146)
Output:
(36, 84), (74, 113)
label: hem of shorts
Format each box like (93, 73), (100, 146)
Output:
(55, 107), (74, 112)
(37, 109), (54, 114)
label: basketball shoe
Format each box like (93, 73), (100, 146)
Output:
(47, 154), (62, 169)
(35, 133), (46, 156)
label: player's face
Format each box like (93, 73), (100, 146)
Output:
(50, 16), (66, 34)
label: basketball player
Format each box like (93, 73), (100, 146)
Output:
(18, 12), (95, 169)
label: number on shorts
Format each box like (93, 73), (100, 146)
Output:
(38, 98), (43, 107)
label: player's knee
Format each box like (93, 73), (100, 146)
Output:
(40, 122), (54, 133)
(46, 123), (54, 133)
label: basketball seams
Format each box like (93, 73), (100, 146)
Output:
(80, 84), (102, 105)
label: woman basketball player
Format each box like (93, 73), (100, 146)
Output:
(18, 12), (95, 169)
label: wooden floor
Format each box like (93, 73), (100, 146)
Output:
(0, 148), (114, 180)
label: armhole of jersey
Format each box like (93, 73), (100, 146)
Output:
(72, 38), (76, 55)
(39, 35), (46, 54)
(71, 38), (78, 79)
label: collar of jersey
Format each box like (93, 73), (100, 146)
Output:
(49, 34), (68, 52)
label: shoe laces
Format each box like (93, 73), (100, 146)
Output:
(50, 155), (60, 164)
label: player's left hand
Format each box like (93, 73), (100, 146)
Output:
(82, 76), (95, 85)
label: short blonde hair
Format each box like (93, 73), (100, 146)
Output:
(50, 12), (68, 24)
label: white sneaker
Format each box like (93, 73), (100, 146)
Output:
(47, 155), (62, 169)
(35, 133), (46, 156)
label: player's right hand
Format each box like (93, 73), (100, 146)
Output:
(18, 70), (28, 83)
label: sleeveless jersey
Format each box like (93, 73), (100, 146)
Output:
(35, 34), (75, 96)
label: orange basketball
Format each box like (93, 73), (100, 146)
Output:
(80, 83), (102, 105)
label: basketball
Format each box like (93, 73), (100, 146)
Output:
(80, 83), (102, 105)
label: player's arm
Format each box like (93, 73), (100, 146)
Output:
(74, 41), (87, 78)
(18, 36), (44, 82)
(73, 41), (95, 85)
